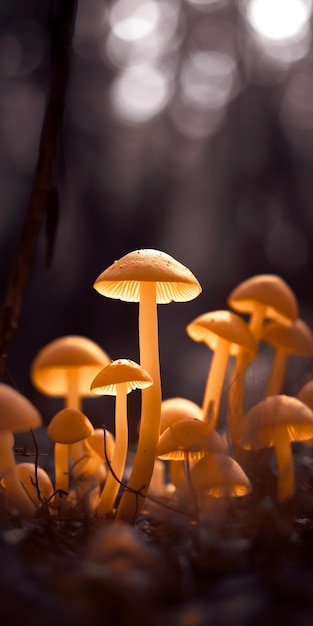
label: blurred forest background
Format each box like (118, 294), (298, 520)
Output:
(1, 0), (313, 445)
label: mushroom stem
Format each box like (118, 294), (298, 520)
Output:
(54, 442), (70, 493)
(272, 429), (295, 501)
(66, 369), (86, 464)
(202, 338), (230, 428)
(227, 353), (248, 448)
(117, 282), (161, 522)
(248, 304), (267, 341)
(0, 432), (37, 517)
(265, 350), (288, 397)
(97, 383), (128, 516)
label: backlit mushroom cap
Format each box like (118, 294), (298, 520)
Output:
(186, 310), (257, 354)
(0, 383), (42, 432)
(90, 358), (153, 395)
(227, 274), (298, 328)
(47, 408), (94, 444)
(157, 418), (227, 461)
(93, 249), (202, 304)
(31, 335), (111, 397)
(160, 397), (202, 434)
(238, 395), (313, 450)
(262, 319), (313, 356)
(297, 380), (313, 409)
(189, 453), (252, 497)
(15, 463), (55, 504)
(86, 428), (115, 461)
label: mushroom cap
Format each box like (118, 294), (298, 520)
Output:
(90, 358), (153, 396)
(190, 453), (252, 497)
(186, 310), (257, 355)
(15, 462), (55, 503)
(262, 319), (313, 356)
(157, 418), (227, 461)
(227, 275), (298, 325)
(238, 395), (313, 450)
(47, 408), (94, 444)
(93, 249), (202, 304)
(86, 428), (115, 460)
(160, 397), (202, 434)
(0, 383), (42, 432)
(296, 380), (313, 410)
(31, 335), (111, 397)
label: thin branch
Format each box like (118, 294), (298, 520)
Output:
(0, 0), (78, 377)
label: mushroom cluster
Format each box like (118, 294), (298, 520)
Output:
(2, 252), (313, 523)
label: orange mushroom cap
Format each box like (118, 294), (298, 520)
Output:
(227, 274), (298, 328)
(262, 319), (313, 357)
(186, 310), (257, 354)
(157, 418), (227, 461)
(90, 358), (153, 395)
(93, 248), (202, 304)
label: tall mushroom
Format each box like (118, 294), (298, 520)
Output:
(93, 249), (202, 522)
(262, 319), (313, 397)
(237, 395), (313, 501)
(186, 310), (256, 429)
(0, 383), (42, 516)
(226, 275), (298, 445)
(90, 358), (153, 517)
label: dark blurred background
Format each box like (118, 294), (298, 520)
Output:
(1, 0), (313, 446)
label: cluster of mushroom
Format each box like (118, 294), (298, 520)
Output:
(2, 250), (313, 523)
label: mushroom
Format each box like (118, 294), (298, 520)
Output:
(31, 335), (110, 465)
(93, 249), (202, 522)
(188, 452), (252, 498)
(262, 319), (313, 397)
(159, 397), (203, 485)
(237, 395), (313, 501)
(46, 407), (94, 497)
(31, 335), (111, 410)
(226, 275), (299, 445)
(13, 463), (54, 507)
(0, 383), (42, 516)
(91, 358), (153, 516)
(186, 310), (256, 429)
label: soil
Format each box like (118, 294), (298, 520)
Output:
(1, 446), (313, 626)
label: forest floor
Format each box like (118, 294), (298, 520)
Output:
(1, 446), (313, 626)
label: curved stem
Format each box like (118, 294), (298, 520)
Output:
(272, 429), (294, 501)
(248, 305), (266, 342)
(202, 338), (230, 429)
(97, 384), (128, 516)
(0, 432), (37, 517)
(227, 351), (249, 448)
(265, 349), (288, 397)
(117, 282), (161, 522)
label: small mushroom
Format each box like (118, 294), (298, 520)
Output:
(186, 310), (256, 428)
(262, 319), (313, 397)
(94, 249), (202, 522)
(160, 397), (203, 485)
(46, 407), (94, 497)
(0, 383), (42, 516)
(91, 358), (153, 517)
(189, 452), (252, 498)
(14, 463), (54, 507)
(237, 395), (313, 501)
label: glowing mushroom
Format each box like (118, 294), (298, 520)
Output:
(237, 395), (313, 501)
(14, 463), (54, 507)
(46, 407), (94, 497)
(186, 310), (256, 428)
(227, 275), (298, 445)
(160, 397), (203, 485)
(0, 383), (42, 516)
(262, 319), (313, 397)
(93, 249), (202, 522)
(189, 452), (252, 498)
(91, 358), (153, 517)
(157, 417), (227, 465)
(31, 335), (111, 410)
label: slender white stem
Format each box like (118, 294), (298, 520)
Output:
(202, 338), (230, 429)
(0, 431), (37, 517)
(97, 384), (128, 516)
(117, 282), (161, 522)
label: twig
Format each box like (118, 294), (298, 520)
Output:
(0, 0), (78, 377)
